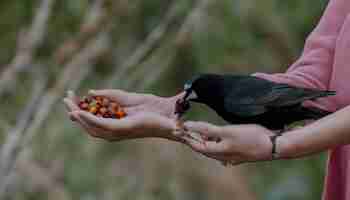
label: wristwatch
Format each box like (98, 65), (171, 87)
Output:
(269, 135), (280, 160)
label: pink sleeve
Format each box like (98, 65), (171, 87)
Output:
(255, 0), (349, 91)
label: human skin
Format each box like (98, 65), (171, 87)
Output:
(183, 105), (350, 164)
(63, 89), (272, 163)
(64, 89), (350, 165)
(64, 90), (185, 143)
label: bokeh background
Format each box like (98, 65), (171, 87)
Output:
(0, 0), (329, 199)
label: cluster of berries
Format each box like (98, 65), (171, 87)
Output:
(78, 96), (127, 119)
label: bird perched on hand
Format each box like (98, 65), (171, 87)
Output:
(175, 74), (335, 131)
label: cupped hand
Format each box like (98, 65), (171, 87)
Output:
(183, 121), (274, 165)
(63, 90), (181, 142)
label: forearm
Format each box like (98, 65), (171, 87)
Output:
(254, 0), (350, 112)
(278, 105), (350, 158)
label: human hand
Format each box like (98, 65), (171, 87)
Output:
(63, 90), (182, 142)
(183, 121), (274, 165)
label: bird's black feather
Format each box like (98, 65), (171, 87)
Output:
(184, 74), (335, 130)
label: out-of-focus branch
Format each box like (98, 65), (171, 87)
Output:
(104, 0), (182, 88)
(242, 0), (299, 67)
(18, 0), (110, 152)
(54, 0), (111, 65)
(129, 1), (257, 199)
(205, 165), (257, 200)
(0, 119), (11, 133)
(0, 0), (55, 96)
(0, 170), (18, 199)
(129, 48), (176, 91)
(0, 70), (47, 198)
(0, 31), (110, 198)
(23, 32), (110, 148)
(15, 153), (72, 200)
(132, 0), (212, 90)
(0, 0), (112, 196)
(174, 0), (212, 47)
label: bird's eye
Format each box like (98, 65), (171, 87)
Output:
(184, 83), (191, 90)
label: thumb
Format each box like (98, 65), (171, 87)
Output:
(184, 121), (223, 138)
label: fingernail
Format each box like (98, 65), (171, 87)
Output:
(74, 110), (83, 116)
(71, 110), (80, 116)
(184, 121), (194, 128)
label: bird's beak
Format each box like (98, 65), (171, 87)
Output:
(183, 89), (192, 102)
(184, 89), (198, 102)
(174, 90), (192, 118)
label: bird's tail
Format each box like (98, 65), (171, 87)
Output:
(318, 90), (336, 98)
(304, 90), (336, 101)
(299, 106), (333, 120)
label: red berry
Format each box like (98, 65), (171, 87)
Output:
(100, 107), (107, 115)
(110, 102), (118, 109)
(102, 98), (109, 107)
(80, 103), (89, 110)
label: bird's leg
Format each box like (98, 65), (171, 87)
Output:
(279, 124), (305, 134)
(277, 129), (284, 136)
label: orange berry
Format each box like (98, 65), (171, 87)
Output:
(102, 98), (109, 106)
(115, 110), (126, 119)
(89, 106), (98, 114)
(94, 96), (103, 102)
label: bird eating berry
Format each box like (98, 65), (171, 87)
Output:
(176, 73), (336, 131)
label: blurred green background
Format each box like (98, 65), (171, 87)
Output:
(0, 0), (329, 199)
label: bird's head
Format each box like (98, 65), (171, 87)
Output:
(175, 74), (224, 118)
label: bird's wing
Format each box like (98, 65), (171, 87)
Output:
(259, 84), (332, 107)
(224, 82), (329, 117)
(223, 81), (275, 117)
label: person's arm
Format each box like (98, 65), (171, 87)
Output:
(278, 105), (350, 159)
(182, 105), (350, 164)
(64, 90), (186, 143)
(255, 0), (350, 111)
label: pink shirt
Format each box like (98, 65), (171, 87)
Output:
(254, 0), (350, 199)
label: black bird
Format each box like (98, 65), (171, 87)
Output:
(175, 74), (335, 130)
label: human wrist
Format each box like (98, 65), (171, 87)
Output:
(276, 129), (306, 159)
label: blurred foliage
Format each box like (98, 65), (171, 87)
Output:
(0, 0), (330, 199)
